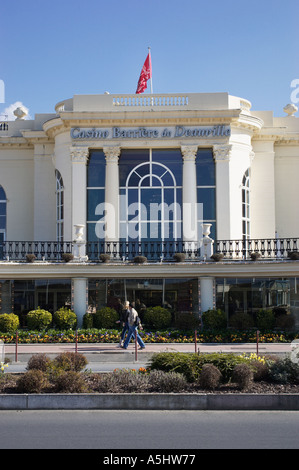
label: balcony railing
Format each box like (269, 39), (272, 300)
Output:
(215, 237), (299, 260)
(0, 241), (73, 261)
(0, 238), (298, 262)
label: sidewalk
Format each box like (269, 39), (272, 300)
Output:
(1, 341), (293, 373)
(3, 340), (292, 361)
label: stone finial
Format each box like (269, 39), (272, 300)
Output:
(283, 103), (298, 117)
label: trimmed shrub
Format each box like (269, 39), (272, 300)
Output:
(143, 306), (172, 329)
(269, 356), (299, 385)
(232, 363), (253, 390)
(173, 253), (186, 262)
(99, 253), (111, 263)
(26, 254), (36, 263)
(54, 371), (87, 393)
(61, 253), (74, 263)
(210, 253), (224, 262)
(83, 312), (94, 329)
(16, 369), (49, 393)
(0, 313), (19, 333)
(148, 369), (187, 393)
(112, 369), (149, 393)
(27, 353), (52, 372)
(133, 256), (147, 264)
(93, 307), (118, 329)
(27, 307), (52, 331)
(256, 309), (275, 330)
(229, 312), (254, 329)
(202, 309), (226, 330)
(53, 307), (77, 330)
(199, 363), (222, 390)
(174, 312), (199, 330)
(52, 352), (88, 372)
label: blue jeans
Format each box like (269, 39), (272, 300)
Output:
(123, 325), (145, 349)
(120, 322), (129, 341)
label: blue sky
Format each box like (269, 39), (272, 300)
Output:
(1, 0), (298, 119)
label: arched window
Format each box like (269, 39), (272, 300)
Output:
(55, 170), (64, 241)
(242, 169), (250, 240)
(119, 150), (182, 242)
(0, 185), (7, 242)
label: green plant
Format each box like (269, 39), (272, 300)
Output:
(52, 352), (88, 372)
(133, 256), (147, 263)
(148, 369), (187, 393)
(26, 254), (36, 263)
(26, 353), (52, 372)
(173, 253), (186, 262)
(99, 253), (110, 263)
(269, 356), (299, 385)
(199, 363), (222, 390)
(210, 253), (224, 262)
(174, 312), (199, 330)
(93, 307), (119, 329)
(16, 369), (49, 393)
(53, 307), (77, 330)
(54, 371), (87, 393)
(61, 253), (74, 263)
(27, 307), (52, 331)
(83, 312), (94, 329)
(202, 309), (226, 330)
(229, 312), (254, 329)
(143, 306), (172, 329)
(0, 313), (20, 333)
(232, 363), (254, 390)
(256, 309), (275, 330)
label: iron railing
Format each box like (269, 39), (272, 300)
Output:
(0, 241), (73, 261)
(215, 237), (299, 260)
(0, 238), (298, 262)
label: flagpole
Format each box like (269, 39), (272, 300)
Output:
(148, 46), (153, 94)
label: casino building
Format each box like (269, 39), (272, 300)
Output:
(0, 92), (299, 328)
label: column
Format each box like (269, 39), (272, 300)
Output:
(70, 145), (89, 254)
(213, 144), (232, 240)
(181, 145), (198, 243)
(73, 278), (87, 327)
(200, 277), (215, 313)
(34, 143), (56, 240)
(103, 146), (121, 242)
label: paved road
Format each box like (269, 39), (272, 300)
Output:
(0, 410), (298, 449)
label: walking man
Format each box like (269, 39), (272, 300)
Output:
(121, 302), (145, 350)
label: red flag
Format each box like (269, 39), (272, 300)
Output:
(136, 53), (152, 94)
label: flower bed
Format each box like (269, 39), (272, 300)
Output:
(0, 327), (298, 345)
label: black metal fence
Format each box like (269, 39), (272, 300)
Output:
(215, 238), (299, 260)
(0, 238), (298, 262)
(0, 241), (73, 261)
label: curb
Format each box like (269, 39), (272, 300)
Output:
(0, 393), (299, 410)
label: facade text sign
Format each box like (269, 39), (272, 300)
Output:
(71, 125), (230, 140)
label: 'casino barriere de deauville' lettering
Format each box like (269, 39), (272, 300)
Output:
(71, 125), (230, 140)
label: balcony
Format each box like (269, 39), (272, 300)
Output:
(0, 238), (298, 263)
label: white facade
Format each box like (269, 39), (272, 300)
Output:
(0, 93), (299, 326)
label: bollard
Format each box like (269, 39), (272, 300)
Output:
(135, 331), (138, 362)
(15, 330), (18, 362)
(194, 330), (197, 353)
(75, 330), (78, 354)
(256, 330), (260, 356)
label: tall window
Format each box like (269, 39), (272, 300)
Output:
(196, 149), (216, 240)
(242, 169), (250, 240)
(119, 149), (182, 242)
(0, 185), (7, 243)
(87, 150), (106, 242)
(55, 170), (64, 242)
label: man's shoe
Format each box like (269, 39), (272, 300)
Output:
(138, 346), (145, 350)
